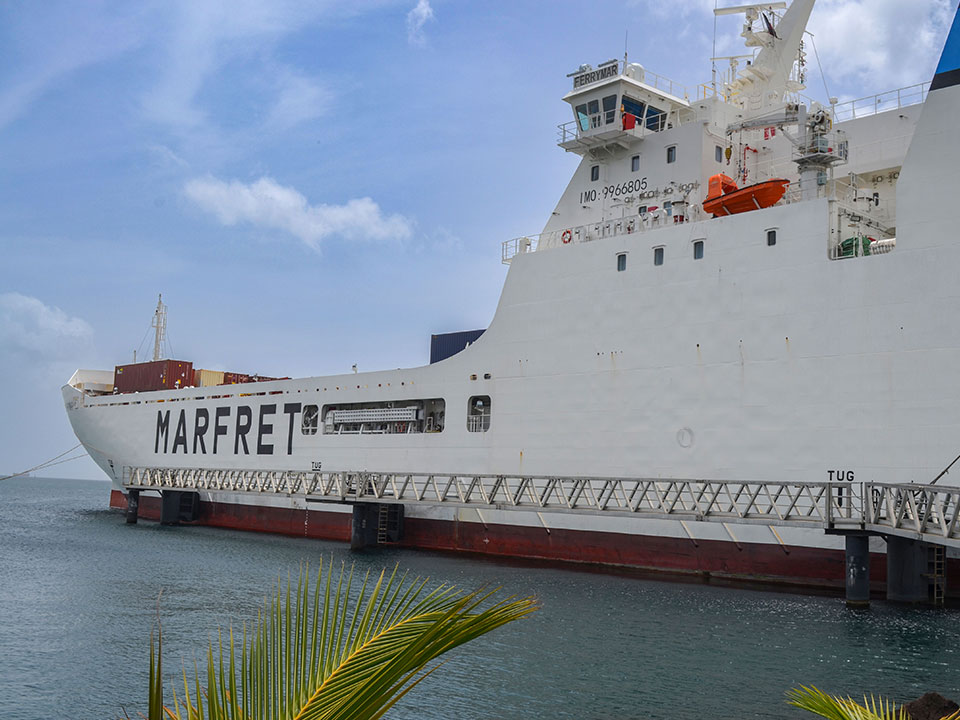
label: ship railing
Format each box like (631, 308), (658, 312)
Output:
(123, 467), (960, 547)
(556, 118), (658, 146)
(636, 68), (689, 99)
(503, 210), (700, 264)
(832, 82), (930, 123)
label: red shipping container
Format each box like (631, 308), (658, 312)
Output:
(114, 359), (194, 394)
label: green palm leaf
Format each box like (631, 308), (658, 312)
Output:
(788, 686), (909, 720)
(149, 559), (537, 720)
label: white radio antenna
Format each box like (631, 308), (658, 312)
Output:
(151, 294), (167, 362)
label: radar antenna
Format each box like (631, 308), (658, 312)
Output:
(151, 294), (167, 361)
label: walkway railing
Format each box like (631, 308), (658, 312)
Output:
(122, 467), (960, 548)
(832, 82), (929, 123)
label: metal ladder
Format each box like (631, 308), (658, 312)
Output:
(377, 505), (390, 545)
(928, 545), (946, 607)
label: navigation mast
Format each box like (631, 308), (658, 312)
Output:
(151, 294), (167, 361)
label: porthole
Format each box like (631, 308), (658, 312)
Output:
(654, 247), (664, 266)
(767, 228), (778, 246)
(693, 240), (704, 260)
(617, 253), (627, 272)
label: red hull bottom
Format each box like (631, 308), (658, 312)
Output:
(110, 490), (960, 599)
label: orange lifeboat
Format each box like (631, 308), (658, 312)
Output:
(703, 174), (790, 217)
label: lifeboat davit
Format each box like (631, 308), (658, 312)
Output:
(703, 174), (790, 217)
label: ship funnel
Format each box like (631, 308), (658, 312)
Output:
(896, 3), (960, 249)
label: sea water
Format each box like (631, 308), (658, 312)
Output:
(0, 477), (957, 720)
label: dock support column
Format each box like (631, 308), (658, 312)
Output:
(125, 490), (140, 524)
(886, 536), (928, 603)
(350, 504), (378, 550)
(844, 534), (871, 608)
(160, 491), (180, 526)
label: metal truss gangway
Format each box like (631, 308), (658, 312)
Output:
(123, 467), (960, 548)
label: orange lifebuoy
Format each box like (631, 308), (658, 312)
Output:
(561, 229), (572, 244)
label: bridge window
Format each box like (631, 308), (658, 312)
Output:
(693, 240), (704, 260)
(654, 247), (664, 266)
(716, 145), (723, 163)
(602, 94), (618, 125)
(302, 404), (319, 435)
(646, 105), (666, 132)
(617, 253), (627, 272)
(767, 228), (778, 246)
(587, 99), (600, 128)
(467, 396), (491, 432)
(321, 398), (445, 435)
(622, 96), (646, 123)
(575, 103), (589, 132)
(666, 145), (677, 164)
(591, 165), (600, 182)
(631, 155), (640, 172)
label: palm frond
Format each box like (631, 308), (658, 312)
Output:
(149, 558), (537, 720)
(788, 686), (909, 720)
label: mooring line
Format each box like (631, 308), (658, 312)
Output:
(1, 443), (86, 481)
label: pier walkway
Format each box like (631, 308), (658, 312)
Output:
(123, 467), (960, 605)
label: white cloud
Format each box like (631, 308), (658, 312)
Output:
(808, 0), (953, 91)
(184, 175), (414, 249)
(0, 293), (93, 358)
(265, 69), (333, 131)
(406, 0), (435, 46)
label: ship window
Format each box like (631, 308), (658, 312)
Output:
(617, 253), (627, 272)
(646, 105), (666, 131)
(622, 96), (646, 122)
(467, 395), (491, 432)
(716, 145), (723, 163)
(587, 99), (600, 128)
(321, 399), (445, 434)
(693, 240), (704, 260)
(575, 103), (589, 132)
(302, 405), (319, 435)
(664, 201), (673, 216)
(591, 165), (600, 182)
(767, 228), (777, 246)
(631, 155), (640, 172)
(654, 247), (664, 266)
(602, 94), (618, 125)
(666, 145), (677, 164)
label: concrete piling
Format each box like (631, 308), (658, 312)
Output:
(844, 533), (871, 607)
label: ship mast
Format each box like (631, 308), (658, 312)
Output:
(151, 294), (167, 361)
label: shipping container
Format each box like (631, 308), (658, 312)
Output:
(193, 368), (225, 387)
(221, 372), (250, 385)
(430, 329), (485, 364)
(114, 359), (194, 394)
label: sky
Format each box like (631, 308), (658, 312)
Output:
(0, 0), (954, 481)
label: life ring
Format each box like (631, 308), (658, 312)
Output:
(561, 229), (572, 244)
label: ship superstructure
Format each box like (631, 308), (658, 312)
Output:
(64, 0), (960, 598)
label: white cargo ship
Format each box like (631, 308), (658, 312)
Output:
(64, 0), (960, 595)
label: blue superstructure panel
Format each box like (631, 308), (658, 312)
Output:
(932, 3), (960, 90)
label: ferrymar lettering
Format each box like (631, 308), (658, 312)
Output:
(573, 64), (618, 89)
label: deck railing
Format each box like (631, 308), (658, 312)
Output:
(123, 466), (960, 548)
(832, 82), (929, 123)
